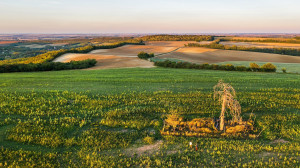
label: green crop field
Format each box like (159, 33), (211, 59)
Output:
(0, 68), (299, 167)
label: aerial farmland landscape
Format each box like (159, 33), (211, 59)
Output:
(0, 0), (299, 167)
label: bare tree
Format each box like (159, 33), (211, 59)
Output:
(214, 80), (242, 131)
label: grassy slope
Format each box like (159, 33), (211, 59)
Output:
(0, 68), (299, 167)
(0, 68), (299, 93)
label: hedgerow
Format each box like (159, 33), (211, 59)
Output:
(154, 60), (277, 72)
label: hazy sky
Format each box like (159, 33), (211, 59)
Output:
(1, 0), (300, 34)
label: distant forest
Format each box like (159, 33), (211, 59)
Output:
(139, 35), (213, 41)
(0, 37), (136, 61)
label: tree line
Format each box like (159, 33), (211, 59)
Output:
(0, 59), (97, 73)
(25, 36), (136, 44)
(139, 35), (213, 41)
(154, 60), (277, 72)
(185, 42), (300, 57)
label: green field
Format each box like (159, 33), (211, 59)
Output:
(0, 68), (299, 167)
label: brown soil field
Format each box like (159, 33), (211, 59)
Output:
(91, 41), (192, 56)
(53, 53), (154, 69)
(157, 47), (300, 64)
(220, 41), (300, 49)
(53, 41), (193, 69)
(54, 41), (300, 70)
(0, 41), (18, 46)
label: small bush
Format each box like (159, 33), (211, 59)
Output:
(212, 64), (219, 70)
(225, 64), (235, 71)
(0, 59), (97, 73)
(138, 51), (155, 60)
(202, 63), (210, 69)
(250, 63), (260, 71)
(235, 66), (247, 71)
(143, 136), (155, 144)
(282, 68), (287, 73)
(261, 63), (277, 72)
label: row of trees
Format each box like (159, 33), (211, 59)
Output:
(154, 60), (277, 72)
(0, 59), (97, 73)
(139, 35), (213, 41)
(27, 36), (136, 44)
(185, 43), (300, 57)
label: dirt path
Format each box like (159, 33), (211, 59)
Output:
(125, 140), (163, 157)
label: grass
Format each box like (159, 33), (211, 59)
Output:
(0, 68), (299, 94)
(0, 67), (299, 167)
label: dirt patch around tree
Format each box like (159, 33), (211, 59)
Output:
(125, 140), (163, 157)
(270, 139), (290, 144)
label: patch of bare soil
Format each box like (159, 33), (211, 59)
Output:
(125, 140), (163, 157)
(53, 41), (196, 69)
(157, 47), (300, 64)
(270, 139), (290, 144)
(0, 41), (18, 46)
(53, 53), (154, 69)
(259, 152), (278, 158)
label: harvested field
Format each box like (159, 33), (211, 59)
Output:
(53, 53), (154, 69)
(220, 41), (300, 49)
(0, 41), (18, 46)
(157, 47), (300, 64)
(91, 41), (193, 56)
(54, 41), (300, 69)
(54, 41), (193, 69)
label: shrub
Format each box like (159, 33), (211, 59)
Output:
(143, 136), (155, 144)
(0, 59), (97, 73)
(235, 66), (247, 71)
(202, 63), (210, 69)
(250, 63), (260, 71)
(218, 65), (226, 70)
(261, 63), (277, 72)
(137, 52), (155, 60)
(212, 64), (219, 70)
(282, 68), (287, 73)
(225, 64), (235, 71)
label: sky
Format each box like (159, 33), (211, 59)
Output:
(0, 0), (300, 34)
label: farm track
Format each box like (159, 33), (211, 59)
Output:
(156, 47), (183, 56)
